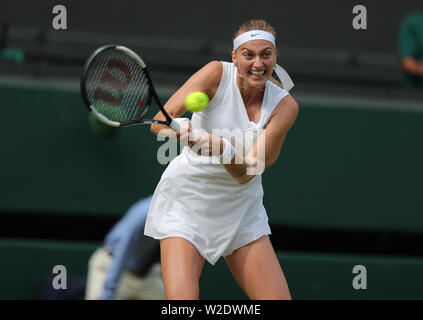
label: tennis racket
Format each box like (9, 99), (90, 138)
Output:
(80, 44), (180, 131)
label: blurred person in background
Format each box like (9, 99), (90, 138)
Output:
(85, 118), (163, 299)
(398, 1), (423, 89)
(0, 21), (25, 63)
(85, 195), (164, 300)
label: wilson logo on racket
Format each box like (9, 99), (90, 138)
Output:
(82, 45), (180, 130)
(93, 59), (132, 106)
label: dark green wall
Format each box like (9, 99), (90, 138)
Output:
(201, 250), (423, 300)
(2, 238), (423, 299)
(266, 102), (423, 232)
(1, 83), (422, 232)
(0, 238), (98, 299)
(0, 84), (163, 216)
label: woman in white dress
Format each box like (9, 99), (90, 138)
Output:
(145, 19), (299, 300)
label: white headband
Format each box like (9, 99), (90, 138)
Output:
(233, 30), (276, 51)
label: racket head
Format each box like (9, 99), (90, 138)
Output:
(81, 45), (169, 127)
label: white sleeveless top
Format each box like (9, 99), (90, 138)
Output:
(144, 61), (289, 265)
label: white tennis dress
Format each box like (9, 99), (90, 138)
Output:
(144, 61), (289, 265)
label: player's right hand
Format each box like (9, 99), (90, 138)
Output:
(157, 118), (192, 143)
(176, 119), (194, 146)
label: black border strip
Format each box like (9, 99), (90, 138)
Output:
(1, 212), (423, 257)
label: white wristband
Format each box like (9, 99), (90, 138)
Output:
(220, 138), (235, 164)
(169, 117), (190, 131)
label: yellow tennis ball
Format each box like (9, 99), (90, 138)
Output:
(184, 91), (209, 112)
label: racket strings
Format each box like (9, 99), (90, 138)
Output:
(90, 54), (126, 121)
(124, 56), (149, 122)
(85, 48), (151, 124)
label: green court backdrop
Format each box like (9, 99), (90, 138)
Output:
(0, 83), (422, 232)
(1, 238), (423, 299)
(1, 82), (423, 299)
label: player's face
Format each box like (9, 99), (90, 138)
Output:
(232, 40), (277, 88)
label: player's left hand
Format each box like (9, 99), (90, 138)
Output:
(188, 130), (223, 157)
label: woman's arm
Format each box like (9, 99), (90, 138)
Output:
(150, 61), (222, 136)
(224, 95), (299, 184)
(401, 57), (423, 76)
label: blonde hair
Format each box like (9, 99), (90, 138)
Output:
(233, 19), (277, 39)
(233, 19), (283, 89)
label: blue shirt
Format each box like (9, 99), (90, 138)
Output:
(100, 195), (159, 299)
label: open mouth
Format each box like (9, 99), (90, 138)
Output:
(249, 70), (265, 77)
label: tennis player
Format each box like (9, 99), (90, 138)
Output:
(144, 19), (299, 300)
